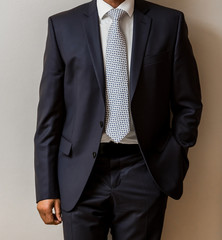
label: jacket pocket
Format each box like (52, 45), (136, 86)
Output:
(59, 136), (72, 157)
(155, 131), (172, 152)
(143, 51), (170, 66)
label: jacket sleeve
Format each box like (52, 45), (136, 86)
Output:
(34, 17), (65, 202)
(171, 12), (202, 148)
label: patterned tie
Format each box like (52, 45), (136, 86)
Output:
(105, 9), (130, 143)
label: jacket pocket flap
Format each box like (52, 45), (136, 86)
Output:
(155, 132), (172, 152)
(143, 51), (170, 66)
(59, 136), (72, 156)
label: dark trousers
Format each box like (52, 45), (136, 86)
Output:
(62, 143), (168, 240)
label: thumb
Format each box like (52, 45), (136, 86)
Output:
(54, 199), (62, 222)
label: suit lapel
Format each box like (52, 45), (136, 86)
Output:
(130, 1), (152, 101)
(82, 0), (105, 104)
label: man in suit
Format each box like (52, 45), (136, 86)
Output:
(34, 0), (202, 239)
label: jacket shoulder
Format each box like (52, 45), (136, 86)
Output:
(141, 1), (184, 19)
(48, 1), (91, 22)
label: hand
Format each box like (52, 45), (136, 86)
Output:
(37, 199), (62, 225)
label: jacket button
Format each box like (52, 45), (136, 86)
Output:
(93, 152), (97, 158)
(100, 121), (104, 128)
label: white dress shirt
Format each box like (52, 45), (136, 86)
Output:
(97, 0), (138, 144)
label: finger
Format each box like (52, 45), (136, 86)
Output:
(39, 211), (55, 224)
(52, 214), (62, 225)
(54, 200), (62, 222)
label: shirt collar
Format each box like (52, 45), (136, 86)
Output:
(97, 0), (134, 20)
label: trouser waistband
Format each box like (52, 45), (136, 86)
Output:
(99, 142), (140, 157)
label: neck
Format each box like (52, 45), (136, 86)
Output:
(103, 0), (125, 8)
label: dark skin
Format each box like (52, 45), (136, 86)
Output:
(37, 0), (126, 225)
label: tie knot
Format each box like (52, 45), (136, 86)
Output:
(108, 8), (126, 21)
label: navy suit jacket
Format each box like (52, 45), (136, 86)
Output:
(34, 0), (202, 211)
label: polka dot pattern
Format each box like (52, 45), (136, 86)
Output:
(105, 9), (130, 143)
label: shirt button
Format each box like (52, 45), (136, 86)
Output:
(93, 152), (97, 158)
(100, 121), (104, 128)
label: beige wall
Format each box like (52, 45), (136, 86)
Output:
(0, 0), (221, 239)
